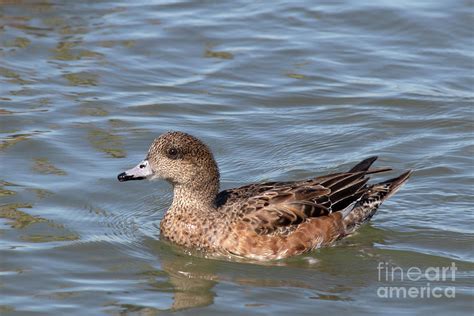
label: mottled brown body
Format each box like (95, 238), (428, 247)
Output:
(121, 131), (411, 261)
(219, 213), (346, 260)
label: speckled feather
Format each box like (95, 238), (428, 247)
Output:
(130, 132), (411, 261)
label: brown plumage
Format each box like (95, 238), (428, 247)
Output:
(118, 131), (412, 261)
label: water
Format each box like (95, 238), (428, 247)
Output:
(1, 0), (473, 315)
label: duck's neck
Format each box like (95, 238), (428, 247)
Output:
(169, 164), (220, 212)
(160, 156), (222, 249)
(171, 185), (217, 211)
(160, 179), (220, 249)
(175, 152), (219, 209)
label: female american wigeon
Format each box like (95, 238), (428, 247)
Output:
(118, 131), (411, 261)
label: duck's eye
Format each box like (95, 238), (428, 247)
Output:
(167, 147), (179, 159)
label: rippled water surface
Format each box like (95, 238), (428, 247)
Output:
(1, 1), (473, 315)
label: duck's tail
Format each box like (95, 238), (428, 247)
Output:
(341, 159), (412, 234)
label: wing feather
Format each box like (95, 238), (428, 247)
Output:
(219, 157), (391, 236)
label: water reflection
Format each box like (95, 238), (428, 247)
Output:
(140, 237), (372, 312)
(0, 202), (44, 229)
(144, 242), (217, 311)
(32, 157), (67, 175)
(0, 180), (17, 197)
(0, 202), (79, 242)
(0, 133), (35, 151)
(79, 123), (127, 158)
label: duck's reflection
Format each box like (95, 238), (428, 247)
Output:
(140, 230), (385, 312)
(144, 239), (218, 311)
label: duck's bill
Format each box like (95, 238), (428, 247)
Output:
(117, 160), (152, 182)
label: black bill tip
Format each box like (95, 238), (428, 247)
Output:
(117, 172), (145, 182)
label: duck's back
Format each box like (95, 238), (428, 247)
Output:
(213, 158), (410, 260)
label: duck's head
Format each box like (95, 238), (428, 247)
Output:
(118, 131), (220, 193)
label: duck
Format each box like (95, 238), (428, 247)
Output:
(118, 131), (411, 261)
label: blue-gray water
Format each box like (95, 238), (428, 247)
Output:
(1, 1), (473, 315)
